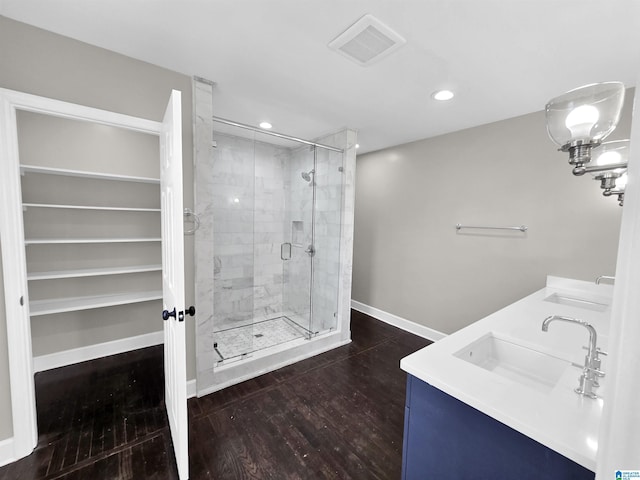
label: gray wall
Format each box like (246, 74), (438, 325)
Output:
(0, 16), (197, 441)
(353, 93), (631, 335)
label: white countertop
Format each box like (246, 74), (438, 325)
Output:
(400, 276), (614, 471)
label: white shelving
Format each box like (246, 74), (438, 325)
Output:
(23, 203), (161, 212)
(28, 264), (162, 280)
(29, 291), (163, 316)
(20, 164), (160, 184)
(25, 237), (161, 245)
(21, 162), (162, 317)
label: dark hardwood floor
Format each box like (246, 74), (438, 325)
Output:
(0, 311), (430, 479)
(0, 344), (175, 480)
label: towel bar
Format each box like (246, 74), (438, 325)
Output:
(455, 224), (527, 232)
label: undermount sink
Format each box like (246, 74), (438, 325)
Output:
(454, 333), (572, 393)
(544, 292), (608, 312)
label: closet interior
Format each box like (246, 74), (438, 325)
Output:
(16, 110), (162, 364)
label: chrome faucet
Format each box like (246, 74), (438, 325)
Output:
(542, 315), (604, 399)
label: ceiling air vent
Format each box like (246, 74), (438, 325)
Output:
(328, 14), (406, 66)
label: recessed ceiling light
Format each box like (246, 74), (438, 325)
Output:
(432, 90), (454, 101)
(355, 144), (360, 149)
(259, 122), (272, 129)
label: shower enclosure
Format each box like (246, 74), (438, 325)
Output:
(208, 120), (344, 361)
(193, 80), (356, 395)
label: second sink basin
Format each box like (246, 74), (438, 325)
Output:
(454, 333), (572, 393)
(544, 292), (608, 312)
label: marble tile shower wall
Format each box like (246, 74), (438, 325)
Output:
(253, 141), (289, 322)
(211, 133), (255, 331)
(212, 133), (290, 332)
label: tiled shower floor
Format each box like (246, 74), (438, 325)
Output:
(213, 316), (311, 362)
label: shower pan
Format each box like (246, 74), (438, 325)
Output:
(193, 111), (357, 396)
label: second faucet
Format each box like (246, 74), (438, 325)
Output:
(542, 315), (604, 399)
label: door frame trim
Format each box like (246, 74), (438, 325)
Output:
(0, 88), (162, 461)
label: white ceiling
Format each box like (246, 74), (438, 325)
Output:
(2, 0), (640, 154)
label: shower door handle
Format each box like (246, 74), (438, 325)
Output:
(281, 243), (292, 260)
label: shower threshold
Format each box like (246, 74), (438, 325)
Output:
(213, 315), (315, 364)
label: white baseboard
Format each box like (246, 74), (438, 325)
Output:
(33, 331), (164, 372)
(351, 300), (446, 342)
(187, 379), (197, 399)
(32, 332), (198, 399)
(0, 437), (16, 468)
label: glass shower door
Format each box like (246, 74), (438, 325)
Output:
(282, 145), (316, 337)
(310, 147), (343, 334)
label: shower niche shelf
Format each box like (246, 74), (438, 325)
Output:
(291, 220), (304, 247)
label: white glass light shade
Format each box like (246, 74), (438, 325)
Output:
(589, 140), (630, 176)
(616, 173), (628, 191)
(545, 82), (625, 148)
(432, 90), (454, 101)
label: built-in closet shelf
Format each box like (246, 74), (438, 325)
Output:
(27, 264), (162, 281)
(25, 237), (161, 246)
(29, 290), (163, 316)
(20, 164), (160, 184)
(22, 203), (161, 212)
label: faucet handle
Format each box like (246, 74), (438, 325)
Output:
(572, 361), (606, 374)
(584, 366), (606, 377)
(582, 346), (608, 357)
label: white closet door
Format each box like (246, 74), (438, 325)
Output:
(160, 90), (189, 479)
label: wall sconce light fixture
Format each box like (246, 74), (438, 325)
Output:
(546, 82), (625, 171)
(590, 140), (629, 187)
(546, 82), (629, 206)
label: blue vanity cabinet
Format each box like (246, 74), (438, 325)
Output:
(401, 374), (595, 480)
